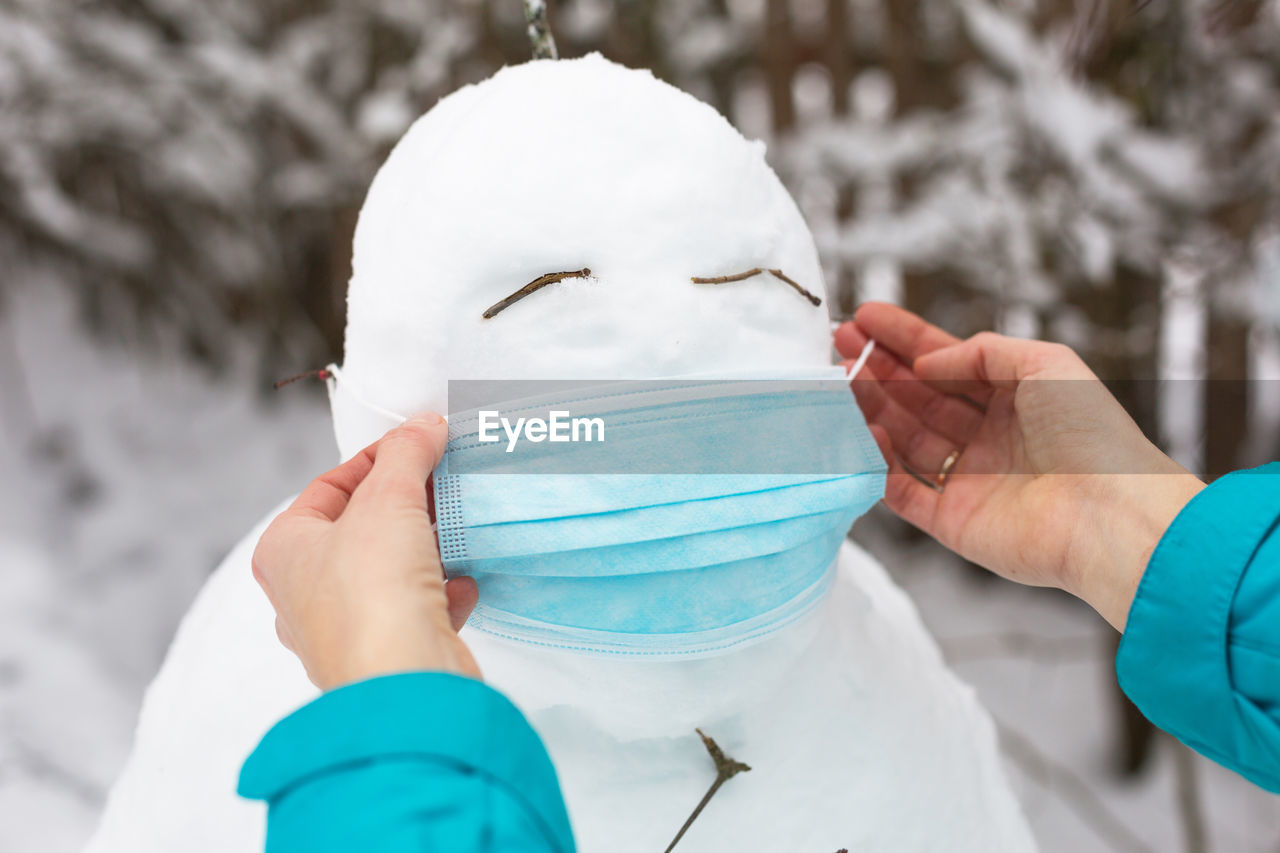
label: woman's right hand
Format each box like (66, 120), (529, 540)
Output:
(836, 303), (1204, 630)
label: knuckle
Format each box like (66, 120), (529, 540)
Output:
(274, 617), (293, 651)
(1043, 342), (1077, 363)
(250, 543), (270, 585)
(971, 331), (1001, 347)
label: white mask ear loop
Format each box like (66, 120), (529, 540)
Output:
(324, 363), (409, 425)
(844, 339), (876, 379)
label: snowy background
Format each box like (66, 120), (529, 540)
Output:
(3, 0), (1280, 851)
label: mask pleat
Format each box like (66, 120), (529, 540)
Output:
(471, 523), (853, 634)
(453, 475), (877, 565)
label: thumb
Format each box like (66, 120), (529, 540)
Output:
(445, 576), (479, 632)
(354, 413), (449, 512)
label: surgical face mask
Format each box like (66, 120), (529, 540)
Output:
(328, 351), (885, 657)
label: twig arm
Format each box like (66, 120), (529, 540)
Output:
(663, 729), (751, 853)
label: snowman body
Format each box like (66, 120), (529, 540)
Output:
(88, 55), (1035, 852)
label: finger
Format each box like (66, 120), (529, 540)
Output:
(850, 369), (959, 479)
(287, 441), (379, 522)
(851, 302), (962, 363)
(913, 333), (1090, 394)
(445, 577), (479, 632)
(869, 424), (942, 533)
(834, 319), (871, 361)
(848, 304), (994, 407)
(351, 413), (449, 512)
(839, 323), (985, 446)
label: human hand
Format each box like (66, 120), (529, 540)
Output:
(836, 303), (1204, 630)
(252, 414), (480, 690)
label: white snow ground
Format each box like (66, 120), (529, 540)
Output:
(0, 285), (335, 852)
(2, 284), (1277, 851)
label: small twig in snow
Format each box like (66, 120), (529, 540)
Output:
(482, 268), (591, 319)
(523, 0), (558, 60)
(691, 267), (822, 307)
(663, 728), (751, 853)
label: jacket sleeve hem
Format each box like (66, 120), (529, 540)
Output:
(1117, 464), (1280, 792)
(237, 671), (574, 851)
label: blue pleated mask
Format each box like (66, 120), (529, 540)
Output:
(418, 366), (888, 656)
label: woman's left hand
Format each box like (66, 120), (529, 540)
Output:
(835, 304), (1203, 630)
(252, 414), (480, 690)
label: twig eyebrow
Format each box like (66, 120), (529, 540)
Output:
(482, 267), (592, 319)
(691, 267), (822, 307)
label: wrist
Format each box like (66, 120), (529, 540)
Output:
(311, 611), (480, 691)
(1064, 470), (1203, 630)
(317, 643), (479, 691)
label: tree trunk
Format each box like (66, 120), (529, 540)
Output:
(762, 0), (795, 132)
(1072, 263), (1163, 776)
(1203, 306), (1250, 481)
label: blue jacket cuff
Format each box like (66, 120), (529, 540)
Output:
(238, 671), (574, 848)
(1117, 464), (1280, 792)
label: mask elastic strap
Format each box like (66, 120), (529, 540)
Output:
(844, 339), (875, 379)
(324, 363), (409, 425)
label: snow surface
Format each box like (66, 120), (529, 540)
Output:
(0, 285), (335, 853)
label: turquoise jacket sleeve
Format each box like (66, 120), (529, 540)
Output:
(238, 672), (575, 852)
(1117, 462), (1280, 792)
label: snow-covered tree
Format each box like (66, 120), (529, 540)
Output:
(2, 0), (1276, 437)
(0, 0), (482, 374)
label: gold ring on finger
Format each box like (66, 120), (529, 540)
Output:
(936, 449), (962, 488)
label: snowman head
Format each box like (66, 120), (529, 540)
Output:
(331, 54), (831, 458)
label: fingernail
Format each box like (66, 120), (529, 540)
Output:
(407, 412), (445, 426)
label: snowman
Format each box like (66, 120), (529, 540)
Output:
(87, 55), (1035, 852)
